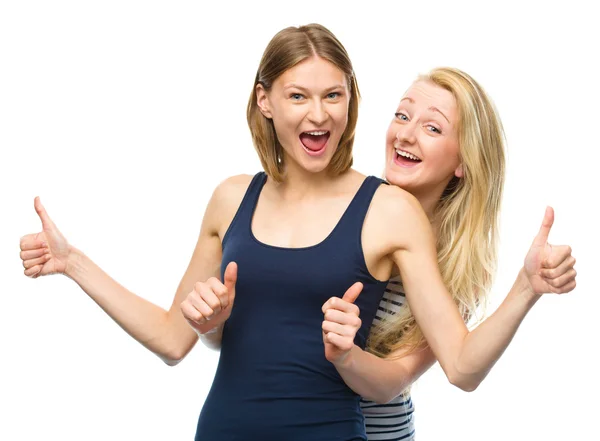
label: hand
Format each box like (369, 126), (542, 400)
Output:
(180, 261), (237, 335)
(524, 207), (576, 295)
(322, 282), (364, 365)
(20, 197), (72, 278)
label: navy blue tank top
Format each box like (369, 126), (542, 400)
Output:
(195, 172), (389, 441)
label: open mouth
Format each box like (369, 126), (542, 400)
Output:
(394, 148), (422, 167)
(300, 130), (330, 156)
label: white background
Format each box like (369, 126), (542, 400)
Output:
(1, 1), (598, 440)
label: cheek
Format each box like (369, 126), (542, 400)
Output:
(428, 139), (460, 170)
(331, 104), (349, 128)
(272, 108), (299, 135)
(386, 124), (397, 146)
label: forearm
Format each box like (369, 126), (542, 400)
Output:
(334, 345), (432, 404)
(451, 268), (540, 390)
(65, 247), (195, 364)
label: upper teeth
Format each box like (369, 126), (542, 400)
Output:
(306, 131), (328, 136)
(396, 149), (420, 161)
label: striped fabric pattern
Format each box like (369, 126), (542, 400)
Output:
(361, 276), (416, 441)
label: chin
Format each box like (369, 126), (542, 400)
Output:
(385, 171), (416, 190)
(300, 157), (332, 174)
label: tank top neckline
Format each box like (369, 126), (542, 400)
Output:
(248, 173), (376, 252)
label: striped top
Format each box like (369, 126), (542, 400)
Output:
(361, 276), (416, 441)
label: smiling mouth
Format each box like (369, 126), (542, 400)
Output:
(300, 131), (330, 155)
(395, 148), (422, 163)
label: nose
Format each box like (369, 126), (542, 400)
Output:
(307, 99), (329, 126)
(396, 120), (417, 145)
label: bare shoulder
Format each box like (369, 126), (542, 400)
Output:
(367, 183), (432, 253)
(371, 183), (426, 223)
(206, 173), (255, 236)
(212, 174), (255, 204)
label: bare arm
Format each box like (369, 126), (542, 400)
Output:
(323, 188), (576, 393)
(21, 177), (250, 365)
(389, 193), (575, 390)
(335, 343), (435, 404)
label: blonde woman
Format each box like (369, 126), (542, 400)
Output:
(321, 68), (577, 440)
(20, 25), (576, 440)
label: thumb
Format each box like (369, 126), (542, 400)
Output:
(531, 206), (554, 247)
(342, 282), (363, 304)
(34, 196), (55, 230)
(224, 261), (238, 303)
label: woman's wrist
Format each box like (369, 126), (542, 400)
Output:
(513, 267), (542, 308)
(64, 246), (85, 280)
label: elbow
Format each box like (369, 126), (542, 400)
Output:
(447, 372), (481, 392)
(160, 344), (191, 367)
(365, 389), (405, 405)
(163, 357), (181, 367)
(372, 394), (398, 405)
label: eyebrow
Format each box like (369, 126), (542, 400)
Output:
(283, 83), (346, 93)
(400, 97), (450, 124)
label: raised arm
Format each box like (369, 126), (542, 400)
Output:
(390, 197), (575, 390)
(323, 189), (576, 395)
(20, 177), (248, 365)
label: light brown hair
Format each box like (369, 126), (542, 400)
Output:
(247, 24), (360, 181)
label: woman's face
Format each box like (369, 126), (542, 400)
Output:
(256, 56), (350, 175)
(385, 80), (463, 196)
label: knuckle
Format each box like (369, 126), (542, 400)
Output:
(208, 277), (222, 289)
(552, 277), (562, 288)
(209, 300), (221, 312)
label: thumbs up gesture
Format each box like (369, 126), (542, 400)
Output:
(321, 282), (364, 365)
(180, 262), (238, 335)
(20, 197), (72, 278)
(524, 207), (577, 295)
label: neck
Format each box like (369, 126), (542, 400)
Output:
(276, 158), (336, 200)
(410, 180), (453, 233)
(414, 189), (442, 221)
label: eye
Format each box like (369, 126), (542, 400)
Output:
(290, 93), (304, 101)
(427, 125), (441, 134)
(395, 112), (409, 122)
(327, 92), (341, 99)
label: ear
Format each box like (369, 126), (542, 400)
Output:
(454, 163), (464, 178)
(256, 84), (273, 119)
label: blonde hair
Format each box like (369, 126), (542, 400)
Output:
(246, 23), (359, 182)
(368, 67), (506, 357)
